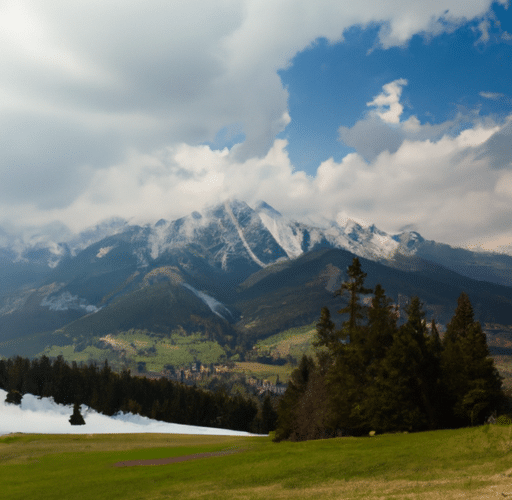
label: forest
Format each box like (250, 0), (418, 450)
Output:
(0, 354), (277, 434)
(274, 257), (508, 441)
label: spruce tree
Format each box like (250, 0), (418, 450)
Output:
(274, 355), (316, 441)
(313, 306), (337, 354)
(441, 292), (504, 426)
(336, 257), (373, 344)
(350, 284), (398, 432)
(5, 389), (22, 405)
(360, 297), (432, 433)
(261, 394), (278, 434)
(69, 402), (86, 426)
(323, 258), (373, 434)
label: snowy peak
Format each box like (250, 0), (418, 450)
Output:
(254, 202), (304, 259)
(393, 231), (426, 254)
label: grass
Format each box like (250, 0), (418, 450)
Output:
(232, 361), (294, 384)
(37, 329), (228, 372)
(253, 322), (318, 359)
(2, 425), (512, 499)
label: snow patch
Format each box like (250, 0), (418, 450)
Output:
(41, 292), (100, 314)
(0, 389), (263, 436)
(224, 201), (266, 268)
(181, 283), (232, 320)
(96, 246), (114, 258)
(257, 211), (303, 259)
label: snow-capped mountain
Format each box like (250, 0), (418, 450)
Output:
(2, 198), (512, 292)
(1, 198), (512, 359)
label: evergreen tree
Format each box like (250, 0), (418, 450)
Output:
(5, 389), (22, 405)
(322, 259), (375, 434)
(69, 402), (86, 425)
(441, 292), (504, 426)
(335, 257), (373, 344)
(261, 394), (278, 434)
(356, 297), (431, 433)
(274, 355), (316, 441)
(313, 306), (337, 354)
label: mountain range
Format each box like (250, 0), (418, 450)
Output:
(1, 199), (512, 359)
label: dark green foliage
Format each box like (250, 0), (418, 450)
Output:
(441, 292), (504, 427)
(5, 389), (22, 405)
(274, 258), (505, 441)
(0, 354), (260, 433)
(69, 402), (86, 425)
(274, 354), (317, 441)
(261, 394), (278, 434)
(496, 414), (512, 425)
(336, 257), (373, 342)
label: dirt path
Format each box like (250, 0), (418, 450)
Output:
(113, 448), (244, 467)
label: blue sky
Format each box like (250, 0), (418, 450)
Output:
(280, 3), (512, 174)
(0, 0), (512, 253)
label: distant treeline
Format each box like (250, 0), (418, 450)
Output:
(0, 355), (276, 434)
(274, 258), (508, 442)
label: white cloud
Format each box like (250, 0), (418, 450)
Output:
(366, 78), (408, 124)
(480, 91), (505, 100)
(9, 113), (508, 252)
(0, 0), (508, 250)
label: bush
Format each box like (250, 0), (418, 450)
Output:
(496, 414), (512, 426)
(69, 402), (86, 425)
(5, 389), (22, 405)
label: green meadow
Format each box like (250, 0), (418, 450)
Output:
(2, 425), (512, 499)
(39, 329), (228, 372)
(253, 322), (318, 359)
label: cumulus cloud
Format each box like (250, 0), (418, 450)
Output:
(366, 78), (408, 124)
(0, 0), (508, 250)
(339, 79), (489, 162)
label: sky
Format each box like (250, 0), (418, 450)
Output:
(0, 389), (263, 436)
(1, 0), (512, 252)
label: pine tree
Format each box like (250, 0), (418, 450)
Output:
(336, 257), (373, 344)
(261, 394), (278, 434)
(441, 292), (504, 426)
(69, 402), (86, 425)
(5, 389), (22, 405)
(274, 355), (316, 441)
(313, 306), (337, 354)
(349, 285), (398, 432)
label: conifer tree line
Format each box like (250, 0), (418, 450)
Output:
(274, 257), (506, 441)
(0, 355), (276, 433)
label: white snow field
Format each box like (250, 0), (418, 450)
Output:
(0, 389), (264, 436)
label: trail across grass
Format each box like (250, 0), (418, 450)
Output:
(1, 426), (512, 499)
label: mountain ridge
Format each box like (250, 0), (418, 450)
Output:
(1, 199), (512, 359)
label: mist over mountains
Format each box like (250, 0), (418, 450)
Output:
(1, 199), (512, 358)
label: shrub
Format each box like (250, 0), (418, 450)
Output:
(496, 414), (512, 426)
(69, 402), (86, 425)
(5, 389), (22, 405)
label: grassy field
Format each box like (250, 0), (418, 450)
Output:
(1, 425), (512, 499)
(39, 329), (228, 372)
(232, 361), (294, 384)
(253, 322), (318, 359)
